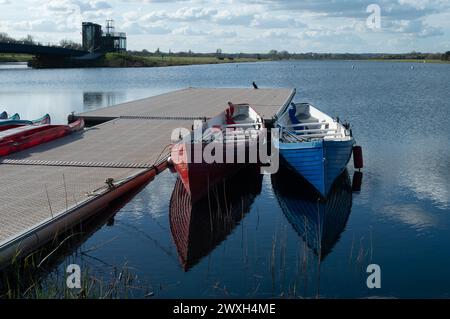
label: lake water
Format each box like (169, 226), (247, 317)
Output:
(1, 61), (449, 298)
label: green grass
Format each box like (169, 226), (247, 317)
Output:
(104, 53), (264, 68)
(0, 54), (33, 63)
(0, 239), (151, 299)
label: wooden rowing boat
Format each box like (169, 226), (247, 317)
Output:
(274, 103), (355, 197)
(0, 118), (84, 156)
(171, 103), (264, 203)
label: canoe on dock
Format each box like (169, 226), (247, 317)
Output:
(0, 114), (51, 127)
(0, 118), (84, 156)
(171, 103), (264, 202)
(0, 113), (20, 124)
(274, 103), (355, 197)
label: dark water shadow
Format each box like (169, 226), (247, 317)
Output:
(271, 165), (353, 261)
(169, 165), (263, 272)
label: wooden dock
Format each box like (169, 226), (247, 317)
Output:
(0, 87), (295, 268)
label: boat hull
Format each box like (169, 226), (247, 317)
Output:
(171, 141), (252, 203)
(279, 138), (354, 197)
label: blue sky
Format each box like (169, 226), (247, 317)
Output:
(0, 0), (449, 53)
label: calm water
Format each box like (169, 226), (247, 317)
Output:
(1, 61), (449, 298)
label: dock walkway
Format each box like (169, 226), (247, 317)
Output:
(0, 87), (295, 267)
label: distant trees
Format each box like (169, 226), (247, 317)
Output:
(0, 32), (15, 43)
(279, 50), (290, 59)
(0, 32), (84, 50)
(269, 50), (290, 60)
(59, 39), (82, 50)
(21, 35), (35, 45)
(442, 51), (450, 61)
(269, 49), (278, 58)
(0, 32), (35, 44)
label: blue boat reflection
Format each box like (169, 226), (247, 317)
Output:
(271, 165), (353, 260)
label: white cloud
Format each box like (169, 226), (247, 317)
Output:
(0, 0), (449, 52)
(251, 13), (306, 29)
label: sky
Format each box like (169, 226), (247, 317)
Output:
(0, 0), (449, 53)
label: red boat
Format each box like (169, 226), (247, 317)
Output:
(0, 118), (84, 156)
(170, 103), (264, 202)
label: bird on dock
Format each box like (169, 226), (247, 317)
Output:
(252, 82), (259, 89)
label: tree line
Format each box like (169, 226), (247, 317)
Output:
(128, 48), (450, 61)
(1, 32), (449, 61)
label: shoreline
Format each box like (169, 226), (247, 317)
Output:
(366, 58), (450, 64)
(1, 53), (449, 69)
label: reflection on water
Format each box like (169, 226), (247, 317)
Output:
(272, 165), (353, 260)
(83, 92), (126, 112)
(169, 166), (263, 271)
(0, 63), (29, 70)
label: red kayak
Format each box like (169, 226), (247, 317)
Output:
(170, 103), (264, 203)
(0, 118), (84, 156)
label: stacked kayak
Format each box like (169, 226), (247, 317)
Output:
(0, 114), (51, 132)
(0, 113), (50, 126)
(0, 118), (84, 156)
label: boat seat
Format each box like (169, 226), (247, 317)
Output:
(233, 114), (248, 122)
(288, 104), (300, 125)
(302, 116), (319, 124)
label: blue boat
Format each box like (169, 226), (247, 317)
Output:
(274, 103), (355, 197)
(271, 166), (352, 259)
(0, 111), (7, 120)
